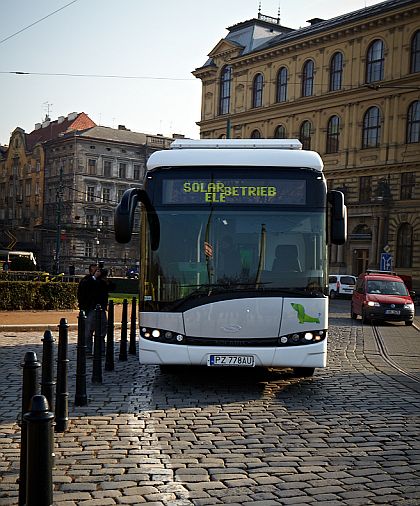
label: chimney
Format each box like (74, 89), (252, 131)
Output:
(118, 125), (127, 130)
(34, 123), (42, 130)
(67, 112), (78, 121)
(57, 116), (65, 124)
(307, 17), (324, 25)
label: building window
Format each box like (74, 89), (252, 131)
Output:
(102, 188), (111, 202)
(411, 30), (420, 73)
(87, 186), (95, 202)
(299, 121), (312, 150)
(103, 160), (112, 177)
(362, 107), (381, 148)
(86, 214), (95, 227)
(396, 223), (413, 268)
(359, 176), (372, 203)
(366, 39), (384, 83)
(119, 163), (127, 178)
(85, 242), (93, 257)
(400, 172), (415, 200)
(88, 158), (97, 175)
(219, 65), (232, 115)
(274, 125), (286, 139)
(276, 67), (288, 102)
(133, 164), (141, 180)
(301, 60), (314, 97)
(250, 129), (261, 139)
(326, 115), (340, 153)
(252, 73), (264, 108)
(117, 189), (125, 202)
(329, 52), (343, 91)
(407, 100), (420, 143)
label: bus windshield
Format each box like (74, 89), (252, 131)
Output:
(139, 167), (327, 311)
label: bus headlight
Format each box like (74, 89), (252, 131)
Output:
(304, 333), (313, 341)
(152, 329), (161, 338)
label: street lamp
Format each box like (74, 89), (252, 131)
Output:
(95, 219), (103, 264)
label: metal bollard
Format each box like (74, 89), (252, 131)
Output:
(119, 298), (128, 361)
(129, 297), (137, 355)
(92, 305), (103, 383)
(105, 300), (115, 371)
(41, 330), (56, 413)
(75, 310), (88, 406)
(55, 318), (69, 433)
(19, 352), (41, 506)
(24, 394), (54, 506)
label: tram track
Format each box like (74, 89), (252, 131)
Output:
(371, 322), (420, 385)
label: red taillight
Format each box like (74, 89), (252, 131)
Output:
(337, 281), (340, 290)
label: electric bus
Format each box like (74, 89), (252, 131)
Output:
(115, 139), (346, 376)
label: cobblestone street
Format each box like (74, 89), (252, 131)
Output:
(0, 302), (419, 505)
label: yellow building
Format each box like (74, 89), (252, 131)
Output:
(193, 0), (420, 289)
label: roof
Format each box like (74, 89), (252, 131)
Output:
(77, 126), (148, 145)
(199, 0), (417, 68)
(25, 112), (96, 150)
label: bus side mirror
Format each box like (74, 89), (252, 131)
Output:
(114, 188), (160, 250)
(328, 190), (347, 245)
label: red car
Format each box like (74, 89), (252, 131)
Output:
(351, 270), (415, 325)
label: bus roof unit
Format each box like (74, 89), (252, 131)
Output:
(147, 139), (324, 172)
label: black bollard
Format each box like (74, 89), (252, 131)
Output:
(24, 394), (54, 506)
(119, 298), (128, 361)
(19, 352), (41, 506)
(55, 318), (69, 433)
(75, 310), (88, 406)
(129, 297), (137, 355)
(92, 305), (103, 383)
(41, 330), (56, 413)
(105, 300), (115, 371)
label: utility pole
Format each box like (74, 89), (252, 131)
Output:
(54, 165), (63, 274)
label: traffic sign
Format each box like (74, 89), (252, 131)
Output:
(380, 252), (392, 271)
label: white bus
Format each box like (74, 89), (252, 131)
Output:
(115, 139), (346, 376)
(0, 249), (37, 269)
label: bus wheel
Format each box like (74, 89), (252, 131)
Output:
(159, 364), (180, 374)
(293, 367), (315, 377)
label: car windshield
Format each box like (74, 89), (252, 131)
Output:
(367, 280), (408, 296)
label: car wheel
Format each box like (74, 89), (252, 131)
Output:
(350, 305), (358, 319)
(405, 320), (413, 326)
(330, 290), (337, 299)
(293, 367), (315, 378)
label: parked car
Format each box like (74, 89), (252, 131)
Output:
(126, 266), (139, 279)
(351, 270), (415, 325)
(328, 274), (356, 298)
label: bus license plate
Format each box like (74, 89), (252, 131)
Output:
(207, 355), (255, 367)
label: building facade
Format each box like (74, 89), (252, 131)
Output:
(193, 0), (420, 288)
(0, 114), (175, 275)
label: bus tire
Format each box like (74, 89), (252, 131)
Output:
(159, 364), (181, 374)
(293, 367), (315, 378)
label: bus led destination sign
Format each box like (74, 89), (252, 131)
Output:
(162, 179), (306, 205)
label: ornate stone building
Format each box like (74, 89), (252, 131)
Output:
(193, 0), (420, 289)
(0, 113), (176, 274)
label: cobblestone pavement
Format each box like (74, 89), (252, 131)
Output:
(0, 314), (419, 505)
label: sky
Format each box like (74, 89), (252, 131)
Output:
(0, 0), (385, 145)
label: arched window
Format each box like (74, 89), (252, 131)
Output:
(301, 60), (314, 97)
(329, 52), (343, 91)
(299, 121), (312, 150)
(250, 129), (261, 139)
(252, 73), (264, 108)
(362, 107), (381, 148)
(274, 125), (286, 139)
(276, 67), (288, 102)
(407, 100), (420, 143)
(396, 223), (413, 268)
(219, 65), (232, 115)
(366, 39), (384, 83)
(411, 30), (420, 73)
(326, 115), (340, 153)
